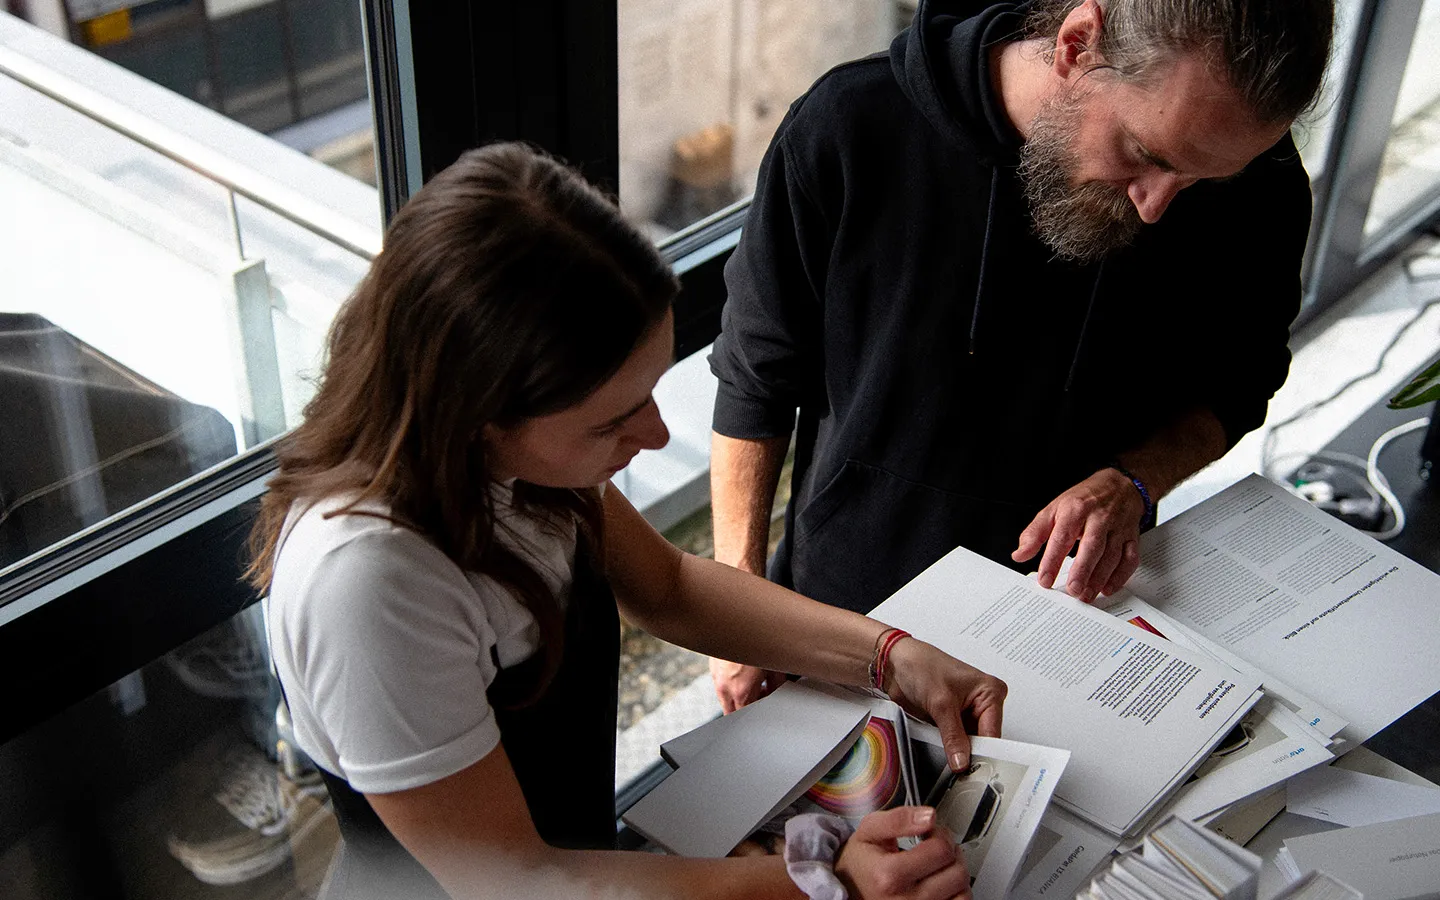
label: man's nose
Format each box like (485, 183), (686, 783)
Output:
(1127, 173), (1184, 224)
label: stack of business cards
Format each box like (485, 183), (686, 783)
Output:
(1080, 815), (1260, 900)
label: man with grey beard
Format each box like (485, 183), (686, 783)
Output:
(706, 0), (1334, 711)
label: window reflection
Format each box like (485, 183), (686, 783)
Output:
(0, 606), (339, 899)
(1365, 0), (1440, 238)
(617, 0), (902, 237)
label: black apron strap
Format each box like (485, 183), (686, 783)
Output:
(492, 539), (621, 849)
(314, 537), (621, 898)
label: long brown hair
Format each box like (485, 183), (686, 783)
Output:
(249, 142), (677, 701)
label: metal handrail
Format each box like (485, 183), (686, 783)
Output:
(0, 44), (381, 262)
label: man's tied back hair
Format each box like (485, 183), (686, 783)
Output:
(1026, 0), (1336, 124)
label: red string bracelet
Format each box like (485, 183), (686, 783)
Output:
(871, 627), (911, 693)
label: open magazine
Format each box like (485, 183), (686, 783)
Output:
(868, 544), (1263, 837)
(1122, 473), (1440, 746)
(633, 681), (1069, 900)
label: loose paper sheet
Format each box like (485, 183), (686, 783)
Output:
(1287, 765), (1440, 827)
(1128, 474), (1440, 743)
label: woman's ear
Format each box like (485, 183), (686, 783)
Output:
(1053, 0), (1106, 81)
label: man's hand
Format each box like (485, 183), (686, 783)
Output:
(883, 638), (1007, 773)
(709, 658), (786, 713)
(1012, 468), (1145, 603)
(836, 807), (971, 900)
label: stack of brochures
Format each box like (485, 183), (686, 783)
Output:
(623, 679), (1070, 900)
(971, 475), (1440, 898)
(1083, 815), (1364, 900)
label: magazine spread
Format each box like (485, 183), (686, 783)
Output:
(1100, 597), (1339, 822)
(1100, 592), (1348, 741)
(1125, 473), (1440, 743)
(869, 545), (1261, 836)
(651, 685), (1068, 900)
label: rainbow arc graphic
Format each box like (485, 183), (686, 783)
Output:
(804, 717), (903, 818)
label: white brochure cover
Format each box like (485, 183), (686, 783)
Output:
(621, 680), (868, 857)
(1287, 765), (1440, 828)
(1008, 804), (1122, 899)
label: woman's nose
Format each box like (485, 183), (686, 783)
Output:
(627, 399), (669, 451)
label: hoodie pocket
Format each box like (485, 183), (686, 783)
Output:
(790, 459), (1038, 614)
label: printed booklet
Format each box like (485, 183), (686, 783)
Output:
(868, 544), (1262, 837)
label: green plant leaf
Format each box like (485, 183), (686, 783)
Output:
(1389, 355), (1440, 409)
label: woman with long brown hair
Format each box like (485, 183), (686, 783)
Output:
(251, 142), (1006, 900)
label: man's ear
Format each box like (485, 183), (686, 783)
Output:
(1053, 0), (1106, 81)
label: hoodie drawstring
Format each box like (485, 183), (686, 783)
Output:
(968, 166), (1000, 355)
(969, 164), (1105, 390)
(1064, 262), (1106, 391)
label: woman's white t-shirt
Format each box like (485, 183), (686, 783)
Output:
(265, 483), (576, 794)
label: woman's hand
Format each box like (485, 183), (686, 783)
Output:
(836, 807), (971, 900)
(883, 637), (1007, 772)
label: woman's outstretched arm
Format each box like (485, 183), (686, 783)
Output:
(601, 486), (1006, 774)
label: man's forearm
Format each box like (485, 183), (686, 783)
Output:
(1115, 407), (1229, 500)
(710, 432), (789, 575)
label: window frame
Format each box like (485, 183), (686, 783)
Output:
(1300, 0), (1439, 323)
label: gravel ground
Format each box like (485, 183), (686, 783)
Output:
(617, 503), (716, 730)
(616, 453), (793, 731)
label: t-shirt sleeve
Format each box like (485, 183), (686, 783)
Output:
(288, 529), (503, 794)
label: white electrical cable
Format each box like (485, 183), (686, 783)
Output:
(1366, 416), (1432, 541)
(1268, 449), (1383, 500)
(1259, 294), (1440, 479)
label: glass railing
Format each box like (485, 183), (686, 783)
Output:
(0, 12), (380, 578)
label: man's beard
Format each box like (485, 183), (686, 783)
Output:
(1018, 91), (1143, 263)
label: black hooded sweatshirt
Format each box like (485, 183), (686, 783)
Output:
(708, 0), (1312, 614)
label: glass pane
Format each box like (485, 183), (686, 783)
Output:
(1295, 0), (1366, 180)
(617, 0), (904, 238)
(0, 6), (380, 576)
(210, 4), (294, 132)
(1365, 0), (1440, 239)
(286, 0), (369, 121)
(0, 606), (341, 898)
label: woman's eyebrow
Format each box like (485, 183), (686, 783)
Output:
(596, 397), (649, 429)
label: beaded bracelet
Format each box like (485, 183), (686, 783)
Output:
(1110, 461), (1156, 531)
